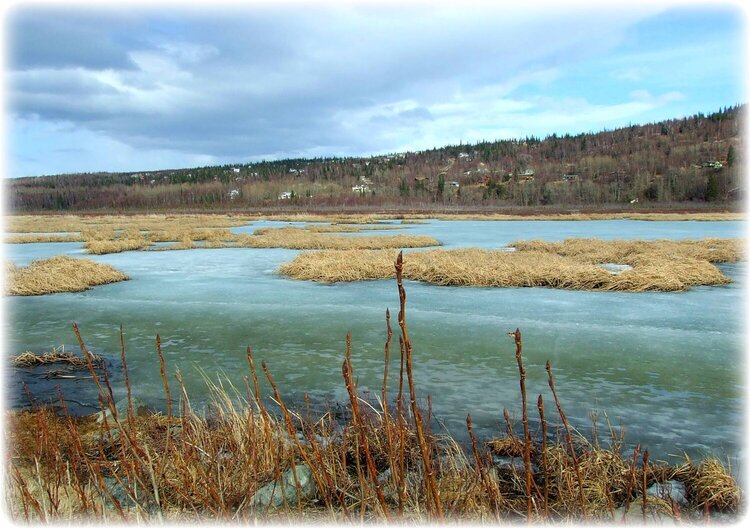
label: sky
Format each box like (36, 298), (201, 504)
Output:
(3, 1), (747, 178)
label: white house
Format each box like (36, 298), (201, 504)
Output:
(278, 191), (292, 200)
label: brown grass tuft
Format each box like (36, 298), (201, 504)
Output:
(11, 347), (102, 368)
(685, 457), (741, 511)
(6, 234), (85, 244)
(235, 227), (439, 250)
(7, 256), (128, 295)
(279, 238), (741, 291)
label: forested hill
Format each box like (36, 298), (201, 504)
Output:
(9, 105), (744, 212)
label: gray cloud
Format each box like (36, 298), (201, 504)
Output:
(7, 8), (140, 70)
(9, 4), (697, 174)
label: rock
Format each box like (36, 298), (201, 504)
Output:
(377, 467), (392, 485)
(492, 455), (539, 474)
(295, 431), (333, 449)
(250, 464), (317, 510)
(102, 475), (156, 513)
(96, 397), (151, 424)
(647, 480), (688, 507)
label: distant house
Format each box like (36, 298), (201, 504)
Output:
(519, 168), (535, 177)
(289, 168), (299, 174)
(278, 191), (292, 200)
(232, 167), (241, 173)
(352, 184), (370, 193)
(450, 181), (460, 188)
(630, 198), (639, 204)
(561, 174), (579, 182)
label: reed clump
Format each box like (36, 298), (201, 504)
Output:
(6, 256), (128, 296)
(303, 224), (404, 233)
(6, 253), (741, 522)
(684, 457), (741, 511)
(235, 227), (439, 250)
(6, 214), (436, 253)
(5, 233), (85, 244)
(84, 238), (150, 255)
(11, 347), (102, 368)
(8, 214), (251, 234)
(279, 238), (741, 291)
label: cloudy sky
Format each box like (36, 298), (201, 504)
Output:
(4, 1), (746, 177)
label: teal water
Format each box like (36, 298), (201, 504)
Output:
(4, 220), (746, 462)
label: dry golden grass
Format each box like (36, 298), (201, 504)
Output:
(235, 227), (439, 250)
(279, 238), (741, 291)
(6, 215), (434, 253)
(511, 238), (742, 264)
(84, 237), (150, 255)
(685, 457), (741, 511)
(303, 224), (404, 233)
(6, 211), (741, 241)
(7, 214), (251, 234)
(5, 233), (85, 244)
(11, 347), (102, 368)
(6, 256), (128, 295)
(256, 214), (387, 224)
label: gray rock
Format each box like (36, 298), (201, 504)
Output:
(647, 480), (688, 507)
(492, 455), (539, 474)
(250, 464), (317, 510)
(296, 431), (334, 449)
(377, 467), (392, 485)
(102, 475), (156, 513)
(96, 397), (151, 424)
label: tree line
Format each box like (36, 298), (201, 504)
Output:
(8, 105), (744, 211)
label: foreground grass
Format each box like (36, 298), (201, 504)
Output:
(279, 238), (742, 292)
(6, 253), (741, 522)
(6, 256), (128, 296)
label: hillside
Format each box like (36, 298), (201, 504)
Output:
(8, 106), (744, 212)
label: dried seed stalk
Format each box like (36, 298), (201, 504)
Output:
(395, 251), (443, 520)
